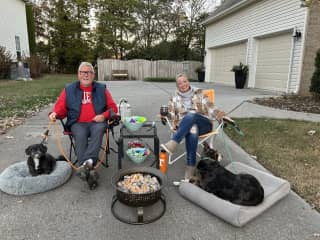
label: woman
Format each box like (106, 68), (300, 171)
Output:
(161, 73), (225, 180)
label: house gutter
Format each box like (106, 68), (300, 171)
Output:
(202, 0), (258, 26)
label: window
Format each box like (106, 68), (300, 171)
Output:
(15, 36), (21, 60)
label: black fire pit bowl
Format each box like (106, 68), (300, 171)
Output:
(111, 167), (167, 207)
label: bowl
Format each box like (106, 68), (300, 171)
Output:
(123, 116), (147, 131)
(126, 147), (150, 164)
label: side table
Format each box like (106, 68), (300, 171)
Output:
(117, 121), (159, 169)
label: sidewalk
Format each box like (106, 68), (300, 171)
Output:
(0, 81), (319, 240)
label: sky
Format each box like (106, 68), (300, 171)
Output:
(205, 0), (223, 12)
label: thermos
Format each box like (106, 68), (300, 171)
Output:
(159, 149), (168, 173)
(118, 98), (132, 120)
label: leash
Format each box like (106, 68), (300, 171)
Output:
(42, 121), (109, 171)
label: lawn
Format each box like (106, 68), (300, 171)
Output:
(0, 74), (75, 118)
(225, 118), (320, 211)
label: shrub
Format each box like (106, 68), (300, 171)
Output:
(195, 64), (205, 73)
(0, 46), (12, 79)
(28, 55), (41, 78)
(310, 49), (320, 99)
(231, 62), (248, 74)
(24, 55), (48, 78)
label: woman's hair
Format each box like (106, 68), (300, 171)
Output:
(175, 73), (188, 81)
(78, 62), (94, 72)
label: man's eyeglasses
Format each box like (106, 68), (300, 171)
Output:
(79, 71), (94, 75)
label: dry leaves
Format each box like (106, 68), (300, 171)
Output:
(0, 117), (25, 134)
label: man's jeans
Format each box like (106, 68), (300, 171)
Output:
(172, 112), (212, 166)
(70, 122), (107, 166)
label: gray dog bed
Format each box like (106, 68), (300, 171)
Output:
(0, 161), (72, 196)
(179, 162), (291, 227)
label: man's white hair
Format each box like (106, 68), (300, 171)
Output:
(78, 62), (94, 72)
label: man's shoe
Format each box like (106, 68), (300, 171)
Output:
(87, 170), (99, 190)
(160, 140), (177, 155)
(77, 159), (93, 180)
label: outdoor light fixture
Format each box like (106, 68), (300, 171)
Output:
(293, 29), (302, 40)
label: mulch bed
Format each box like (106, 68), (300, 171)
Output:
(253, 95), (320, 114)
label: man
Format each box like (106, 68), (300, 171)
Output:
(49, 62), (118, 186)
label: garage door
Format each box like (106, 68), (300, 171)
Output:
(255, 33), (292, 91)
(210, 42), (247, 85)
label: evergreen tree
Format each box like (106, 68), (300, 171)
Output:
(95, 0), (138, 59)
(26, 4), (36, 55)
(48, 0), (92, 72)
(310, 49), (320, 98)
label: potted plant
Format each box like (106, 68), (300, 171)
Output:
(195, 65), (205, 82)
(231, 62), (248, 89)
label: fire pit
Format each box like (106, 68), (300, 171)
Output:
(111, 167), (167, 224)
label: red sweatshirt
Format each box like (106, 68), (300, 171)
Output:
(53, 84), (118, 122)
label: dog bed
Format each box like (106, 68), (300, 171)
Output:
(179, 162), (290, 227)
(0, 161), (72, 196)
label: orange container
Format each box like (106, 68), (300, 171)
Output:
(203, 89), (215, 104)
(159, 149), (167, 173)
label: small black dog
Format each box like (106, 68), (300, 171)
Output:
(25, 143), (57, 176)
(191, 142), (264, 206)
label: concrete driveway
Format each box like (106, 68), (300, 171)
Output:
(0, 81), (319, 240)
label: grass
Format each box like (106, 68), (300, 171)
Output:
(225, 118), (320, 211)
(0, 74), (75, 118)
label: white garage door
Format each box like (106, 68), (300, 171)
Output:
(210, 42), (247, 85)
(255, 33), (292, 91)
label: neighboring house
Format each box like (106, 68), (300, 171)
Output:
(203, 0), (320, 94)
(0, 0), (30, 61)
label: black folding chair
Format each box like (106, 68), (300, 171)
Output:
(59, 119), (119, 168)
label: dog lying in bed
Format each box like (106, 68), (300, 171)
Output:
(190, 142), (264, 206)
(25, 143), (64, 176)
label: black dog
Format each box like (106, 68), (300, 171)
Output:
(25, 143), (57, 176)
(191, 142), (264, 206)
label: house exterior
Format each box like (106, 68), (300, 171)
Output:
(203, 0), (320, 95)
(0, 0), (30, 61)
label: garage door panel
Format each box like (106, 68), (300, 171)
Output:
(210, 42), (247, 85)
(255, 33), (292, 91)
(256, 66), (289, 73)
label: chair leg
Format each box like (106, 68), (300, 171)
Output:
(69, 136), (77, 164)
(168, 152), (186, 165)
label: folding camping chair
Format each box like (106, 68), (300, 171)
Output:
(58, 118), (118, 168)
(161, 89), (223, 165)
(163, 116), (224, 165)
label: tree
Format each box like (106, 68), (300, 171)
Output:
(26, 4), (36, 55)
(48, 0), (92, 72)
(95, 0), (138, 59)
(174, 0), (207, 60)
(135, 0), (175, 49)
(310, 49), (320, 99)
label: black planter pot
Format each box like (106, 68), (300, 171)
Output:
(197, 71), (205, 82)
(234, 71), (247, 89)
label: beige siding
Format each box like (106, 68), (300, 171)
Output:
(255, 33), (293, 91)
(210, 42), (247, 85)
(204, 0), (307, 93)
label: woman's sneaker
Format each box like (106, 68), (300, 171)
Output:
(160, 140), (177, 155)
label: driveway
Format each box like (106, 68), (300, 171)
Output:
(0, 81), (319, 240)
